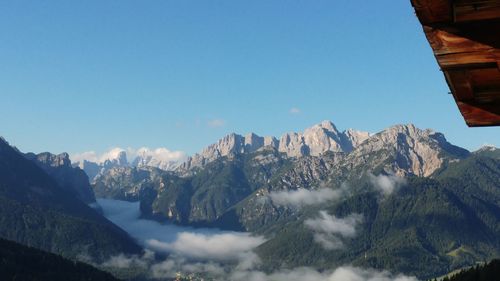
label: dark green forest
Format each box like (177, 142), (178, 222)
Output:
(0, 238), (120, 281)
(432, 260), (500, 281)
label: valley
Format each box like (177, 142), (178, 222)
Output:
(0, 121), (498, 280)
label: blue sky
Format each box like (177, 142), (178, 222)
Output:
(0, 0), (498, 156)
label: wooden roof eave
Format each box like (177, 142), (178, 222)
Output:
(411, 0), (500, 127)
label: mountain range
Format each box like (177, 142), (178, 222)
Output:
(73, 147), (185, 181)
(0, 120), (498, 280)
(87, 121), (499, 279)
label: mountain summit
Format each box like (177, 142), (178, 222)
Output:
(180, 120), (370, 171)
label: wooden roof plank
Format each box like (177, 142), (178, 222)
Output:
(445, 70), (475, 101)
(454, 1), (500, 22)
(456, 101), (500, 126)
(423, 26), (493, 56)
(411, 0), (453, 24)
(435, 49), (500, 70)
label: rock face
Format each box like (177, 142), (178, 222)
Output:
(343, 128), (371, 150)
(25, 152), (96, 203)
(102, 150), (128, 168)
(179, 133), (279, 171)
(342, 124), (469, 177)
(179, 120), (370, 171)
(73, 150), (129, 182)
(92, 166), (167, 203)
(77, 160), (101, 181)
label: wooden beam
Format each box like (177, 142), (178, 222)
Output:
(445, 70), (474, 101)
(454, 1), (500, 22)
(412, 0), (500, 127)
(423, 26), (493, 55)
(474, 89), (500, 103)
(436, 49), (500, 70)
(456, 100), (500, 126)
(411, 0), (453, 24)
(468, 67), (500, 87)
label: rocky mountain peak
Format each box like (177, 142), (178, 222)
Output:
(347, 124), (469, 177)
(343, 129), (371, 148)
(102, 150), (128, 168)
(32, 152), (72, 168)
(278, 132), (307, 157)
(24, 151), (96, 204)
(180, 132), (277, 171)
(318, 120), (339, 132)
(244, 133), (265, 152)
(476, 144), (498, 152)
(179, 121), (371, 171)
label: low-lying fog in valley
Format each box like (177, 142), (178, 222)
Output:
(97, 193), (418, 281)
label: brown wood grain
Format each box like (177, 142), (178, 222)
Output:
(424, 26), (493, 55)
(411, 0), (452, 24)
(445, 70), (475, 101)
(412, 0), (500, 126)
(456, 101), (500, 126)
(454, 1), (500, 22)
(436, 49), (500, 70)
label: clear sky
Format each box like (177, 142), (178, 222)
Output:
(0, 0), (498, 156)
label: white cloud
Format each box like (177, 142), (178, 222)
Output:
(268, 188), (345, 207)
(101, 147), (127, 161)
(146, 232), (265, 262)
(130, 147), (188, 169)
(70, 147), (187, 168)
(97, 199), (264, 269)
(71, 147), (127, 164)
(70, 151), (100, 163)
(207, 118), (226, 128)
(97, 199), (417, 281)
(305, 211), (363, 250)
(101, 250), (154, 269)
(149, 258), (227, 279)
(368, 173), (406, 197)
(130, 147), (186, 161)
(289, 107), (301, 114)
(230, 266), (418, 281)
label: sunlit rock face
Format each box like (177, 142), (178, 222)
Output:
(344, 124), (469, 177)
(180, 120), (370, 171)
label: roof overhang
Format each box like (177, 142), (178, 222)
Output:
(411, 0), (500, 126)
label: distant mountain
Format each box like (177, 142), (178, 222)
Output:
(90, 121), (498, 279)
(0, 238), (120, 281)
(92, 166), (168, 203)
(94, 122), (471, 226)
(256, 155), (500, 279)
(178, 120), (370, 172)
(334, 123), (469, 178)
(24, 152), (96, 203)
(74, 121), (371, 180)
(132, 147), (186, 171)
(74, 150), (128, 181)
(73, 148), (185, 182)
(0, 137), (142, 261)
(473, 145), (500, 159)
